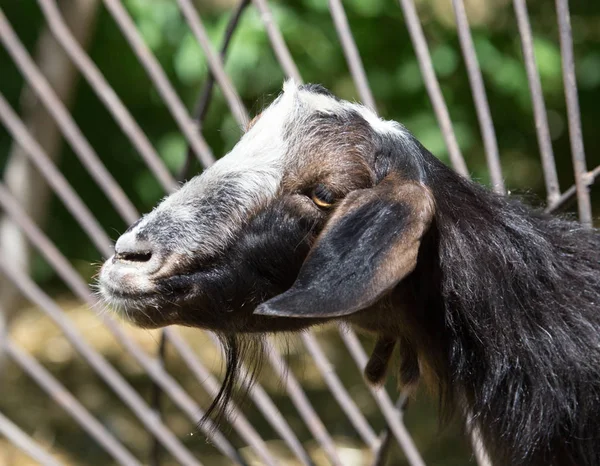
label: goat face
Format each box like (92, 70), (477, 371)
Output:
(99, 81), (434, 334)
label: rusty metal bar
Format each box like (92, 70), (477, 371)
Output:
(450, 0), (504, 193)
(340, 330), (426, 466)
(555, 0), (592, 226)
(301, 332), (379, 450)
(101, 0), (215, 168)
(0, 260), (203, 466)
(168, 330), (315, 466)
(0, 411), (64, 466)
(513, 0), (560, 204)
(175, 0), (249, 127)
(396, 0), (469, 177)
(328, 0), (376, 111)
(0, 8), (138, 224)
(251, 0), (302, 82)
(0, 93), (112, 256)
(3, 340), (141, 466)
(37, 0), (177, 194)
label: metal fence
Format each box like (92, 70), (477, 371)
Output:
(0, 0), (597, 465)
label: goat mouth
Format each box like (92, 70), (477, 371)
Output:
(99, 282), (188, 328)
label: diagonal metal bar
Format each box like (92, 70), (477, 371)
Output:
(513, 0), (561, 204)
(396, 0), (468, 177)
(450, 0), (504, 194)
(0, 92), (112, 257)
(37, 0), (178, 194)
(301, 332), (379, 450)
(340, 330), (425, 466)
(555, 0), (592, 227)
(0, 259), (203, 466)
(0, 411), (64, 466)
(370, 394), (409, 466)
(179, 0), (251, 181)
(328, 0), (376, 111)
(264, 339), (343, 466)
(148, 330), (167, 466)
(3, 339), (141, 466)
(251, 0), (302, 82)
(0, 8), (138, 224)
(101, 0), (215, 168)
(169, 330), (316, 466)
(470, 425), (493, 466)
(175, 0), (249, 127)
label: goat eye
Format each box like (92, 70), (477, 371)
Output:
(311, 184), (335, 208)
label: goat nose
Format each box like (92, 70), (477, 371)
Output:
(114, 233), (153, 263)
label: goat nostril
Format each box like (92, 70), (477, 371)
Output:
(115, 251), (152, 263)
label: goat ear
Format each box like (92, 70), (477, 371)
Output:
(254, 175), (434, 318)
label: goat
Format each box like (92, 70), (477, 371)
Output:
(99, 81), (600, 466)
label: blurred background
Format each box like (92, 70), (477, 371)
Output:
(0, 0), (598, 464)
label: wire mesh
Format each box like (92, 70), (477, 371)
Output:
(0, 0), (597, 465)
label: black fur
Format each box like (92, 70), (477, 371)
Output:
(400, 142), (600, 465)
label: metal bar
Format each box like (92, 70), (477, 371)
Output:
(251, 0), (302, 82)
(0, 411), (64, 466)
(301, 332), (379, 450)
(0, 184), (245, 465)
(0, 260), (203, 466)
(328, 0), (376, 111)
(371, 394), (408, 466)
(470, 425), (493, 466)
(148, 330), (167, 466)
(340, 330), (425, 466)
(101, 0), (215, 168)
(3, 340), (141, 466)
(175, 0), (249, 127)
(0, 8), (138, 224)
(546, 164), (600, 214)
(0, 93), (112, 257)
(37, 0), (178, 194)
(555, 0), (592, 226)
(450, 0), (504, 193)
(396, 0), (469, 177)
(264, 339), (343, 466)
(513, 0), (561, 204)
(179, 0), (251, 181)
(200, 332), (317, 466)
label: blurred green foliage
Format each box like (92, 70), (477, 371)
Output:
(0, 0), (599, 464)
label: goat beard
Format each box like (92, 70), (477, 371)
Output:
(200, 329), (402, 432)
(200, 333), (265, 429)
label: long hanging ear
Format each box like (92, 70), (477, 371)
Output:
(254, 174), (434, 318)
